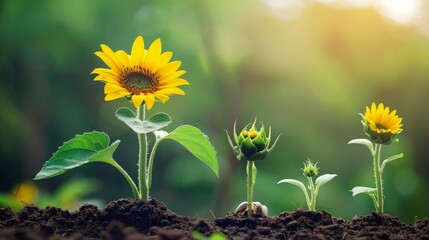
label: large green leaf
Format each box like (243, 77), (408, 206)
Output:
(115, 107), (171, 134)
(34, 132), (120, 180)
(160, 125), (219, 177)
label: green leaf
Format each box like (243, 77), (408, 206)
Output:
(351, 186), (377, 197)
(191, 231), (227, 240)
(160, 125), (218, 177)
(380, 153), (404, 173)
(115, 107), (171, 134)
(315, 174), (337, 188)
(348, 138), (374, 155)
(34, 132), (120, 180)
(225, 130), (240, 159)
(278, 179), (307, 195)
(278, 178), (311, 209)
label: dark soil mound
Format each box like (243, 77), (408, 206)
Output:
(0, 198), (428, 239)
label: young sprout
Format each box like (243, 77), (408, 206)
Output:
(277, 159), (337, 211)
(226, 118), (280, 217)
(349, 102), (404, 213)
(34, 36), (219, 201)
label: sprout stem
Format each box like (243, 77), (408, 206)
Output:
(247, 160), (254, 217)
(308, 177), (316, 211)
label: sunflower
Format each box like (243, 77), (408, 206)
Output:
(91, 36), (189, 110)
(361, 102), (403, 144)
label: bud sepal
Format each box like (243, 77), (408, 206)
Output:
(226, 118), (280, 161)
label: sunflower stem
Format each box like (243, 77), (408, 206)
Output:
(137, 105), (149, 200)
(247, 160), (254, 217)
(373, 143), (383, 213)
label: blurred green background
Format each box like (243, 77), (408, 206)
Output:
(1, 0), (428, 222)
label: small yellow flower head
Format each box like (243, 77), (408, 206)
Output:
(303, 160), (319, 177)
(226, 118), (280, 161)
(10, 181), (39, 204)
(92, 36), (189, 110)
(361, 102), (403, 145)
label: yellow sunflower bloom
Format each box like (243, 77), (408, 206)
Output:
(91, 36), (189, 110)
(361, 102), (403, 144)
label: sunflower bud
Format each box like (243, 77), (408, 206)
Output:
(226, 119), (280, 161)
(360, 103), (403, 145)
(303, 160), (318, 177)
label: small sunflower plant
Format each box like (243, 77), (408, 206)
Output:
(226, 119), (280, 217)
(349, 102), (403, 213)
(277, 159), (337, 211)
(34, 36), (219, 200)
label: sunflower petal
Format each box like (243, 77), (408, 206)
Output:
(105, 90), (130, 101)
(92, 68), (114, 75)
(115, 50), (130, 68)
(376, 103), (384, 121)
(101, 44), (121, 68)
(104, 84), (127, 94)
(94, 76), (122, 86)
(131, 94), (146, 108)
(145, 94), (156, 110)
(92, 68), (119, 79)
(154, 94), (170, 103)
(159, 70), (187, 83)
(152, 51), (173, 73)
(156, 87), (185, 96)
(95, 52), (121, 74)
(131, 36), (145, 67)
(156, 61), (181, 77)
(380, 106), (389, 124)
(158, 78), (189, 88)
(371, 103), (377, 119)
(144, 38), (162, 71)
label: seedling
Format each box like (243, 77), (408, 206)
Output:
(34, 36), (219, 200)
(278, 159), (336, 211)
(191, 231), (227, 240)
(226, 119), (280, 217)
(349, 102), (403, 213)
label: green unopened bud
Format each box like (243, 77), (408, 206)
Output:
(303, 159), (318, 177)
(226, 118), (280, 161)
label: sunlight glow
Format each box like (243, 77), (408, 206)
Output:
(265, 0), (422, 25)
(376, 0), (421, 24)
(263, 0), (305, 20)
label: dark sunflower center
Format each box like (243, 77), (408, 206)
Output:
(127, 72), (153, 89)
(121, 66), (158, 94)
(375, 123), (388, 130)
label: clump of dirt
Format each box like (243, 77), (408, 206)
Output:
(0, 198), (428, 239)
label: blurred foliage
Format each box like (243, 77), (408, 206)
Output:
(0, 179), (103, 211)
(1, 0), (429, 222)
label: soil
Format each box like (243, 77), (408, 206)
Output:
(0, 198), (428, 239)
